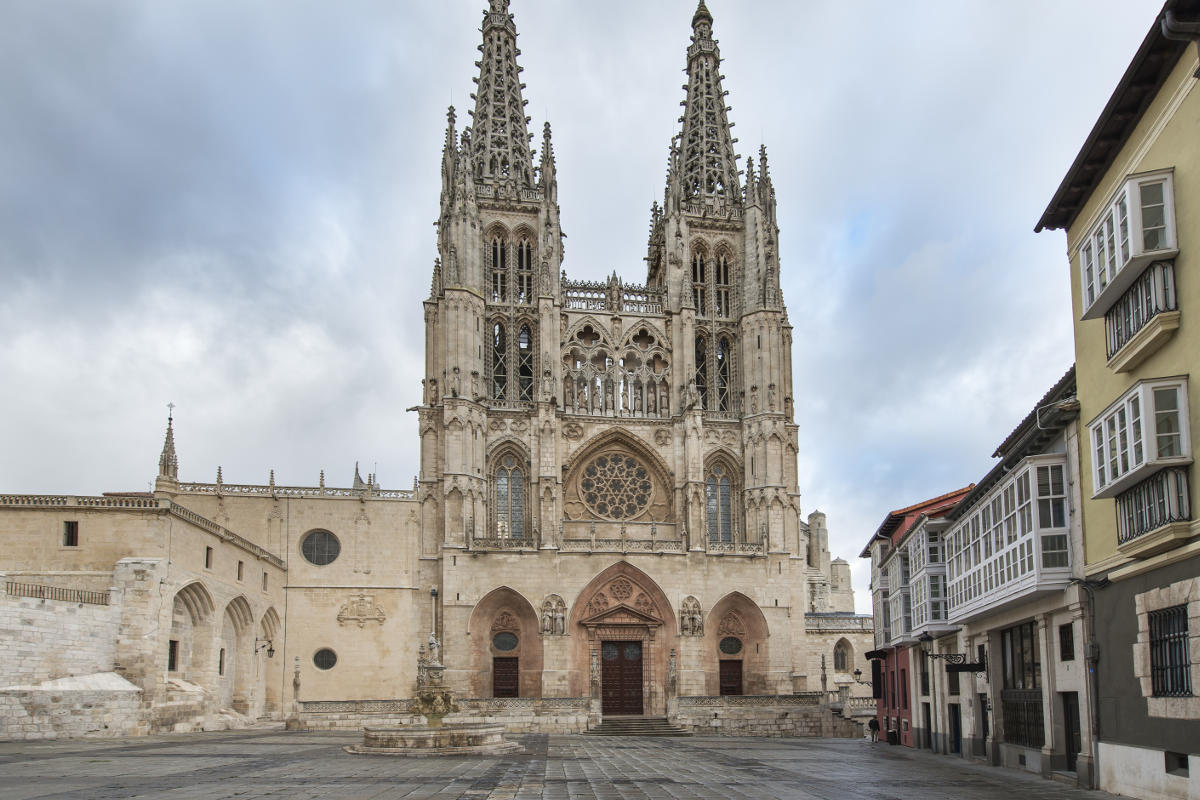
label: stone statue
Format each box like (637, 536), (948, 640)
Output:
(542, 606), (554, 634)
(691, 611), (703, 635)
(428, 632), (441, 665)
(553, 606), (565, 635)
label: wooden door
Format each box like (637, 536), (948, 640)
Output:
(719, 659), (743, 696)
(601, 641), (643, 715)
(1062, 692), (1080, 772)
(493, 657), (519, 698)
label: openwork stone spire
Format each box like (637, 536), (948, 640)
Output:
(157, 406), (178, 483)
(675, 1), (741, 208)
(468, 0), (535, 188)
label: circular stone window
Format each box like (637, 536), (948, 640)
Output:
(301, 530), (340, 566)
(492, 632), (518, 651)
(313, 648), (338, 670)
(719, 636), (743, 655)
(579, 452), (653, 520)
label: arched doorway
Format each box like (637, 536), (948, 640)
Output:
(219, 596), (254, 713)
(467, 587), (543, 698)
(569, 562), (676, 716)
(705, 592), (770, 696)
(168, 582), (215, 689)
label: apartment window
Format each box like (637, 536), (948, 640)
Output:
(205, 546), (213, 569)
(1091, 379), (1190, 498)
(237, 560), (244, 581)
(168, 639), (179, 672)
(1059, 623), (1075, 662)
(62, 520), (79, 547)
(1080, 170), (1177, 319)
(1105, 262), (1177, 360)
(1149, 605), (1191, 697)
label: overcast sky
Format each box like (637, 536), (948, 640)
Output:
(0, 1), (1165, 612)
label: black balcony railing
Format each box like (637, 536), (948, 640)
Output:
(1116, 467), (1191, 545)
(1001, 689), (1045, 748)
(1106, 261), (1177, 360)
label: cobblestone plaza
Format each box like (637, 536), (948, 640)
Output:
(0, 729), (1121, 800)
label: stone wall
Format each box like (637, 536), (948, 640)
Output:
(296, 698), (591, 733)
(1, 574), (122, 685)
(0, 673), (145, 740)
(670, 696), (863, 738)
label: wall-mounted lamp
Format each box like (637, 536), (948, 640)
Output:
(255, 637), (275, 658)
(851, 668), (871, 686)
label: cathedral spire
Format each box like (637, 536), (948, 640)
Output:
(467, 0), (535, 189)
(156, 405), (179, 490)
(538, 121), (557, 200)
(673, 1), (741, 209)
(439, 105), (458, 212)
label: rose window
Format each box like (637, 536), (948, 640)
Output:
(579, 453), (653, 520)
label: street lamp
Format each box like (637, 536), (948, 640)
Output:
(851, 668), (871, 686)
(254, 638), (275, 658)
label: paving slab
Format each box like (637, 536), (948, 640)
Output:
(0, 730), (1121, 800)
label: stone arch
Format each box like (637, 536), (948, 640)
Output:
(705, 592), (770, 695)
(833, 637), (853, 673)
(562, 316), (616, 350)
(258, 607), (282, 715)
(561, 428), (674, 524)
(567, 561), (677, 715)
(467, 587), (543, 698)
(219, 595), (255, 713)
(168, 581), (216, 688)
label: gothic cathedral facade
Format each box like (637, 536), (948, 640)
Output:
(0, 1), (868, 737)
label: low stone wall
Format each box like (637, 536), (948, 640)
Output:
(0, 674), (145, 741)
(297, 698), (591, 733)
(671, 695), (863, 738)
(1, 576), (122, 686)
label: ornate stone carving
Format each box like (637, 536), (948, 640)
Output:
(610, 578), (634, 601)
(717, 611), (745, 636)
(336, 593), (386, 628)
(578, 453), (653, 521)
(654, 428), (671, 447)
(585, 591), (609, 616)
(492, 610), (519, 632)
(680, 596), (703, 636)
(634, 592), (653, 615)
(540, 594), (567, 635)
(562, 421), (584, 440)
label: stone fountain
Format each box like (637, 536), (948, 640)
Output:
(345, 634), (520, 756)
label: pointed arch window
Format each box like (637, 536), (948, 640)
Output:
(691, 251), (707, 314)
(494, 455), (526, 539)
(715, 336), (731, 412)
(705, 463), (733, 542)
(834, 639), (852, 672)
(491, 236), (508, 303)
(715, 253), (731, 317)
(516, 238), (533, 304)
(694, 336), (708, 410)
(517, 325), (534, 401)
(492, 322), (508, 400)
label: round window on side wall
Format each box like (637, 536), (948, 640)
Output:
(301, 529), (340, 566)
(313, 648), (337, 670)
(719, 636), (743, 655)
(493, 632), (518, 652)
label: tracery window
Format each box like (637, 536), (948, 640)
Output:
(516, 238), (533, 304)
(695, 336), (708, 409)
(691, 251), (707, 313)
(580, 453), (653, 520)
(715, 336), (731, 412)
(494, 454), (526, 538)
(715, 252), (731, 317)
(517, 325), (534, 401)
(491, 236), (507, 303)
(705, 463), (733, 542)
(834, 639), (851, 672)
(492, 322), (507, 399)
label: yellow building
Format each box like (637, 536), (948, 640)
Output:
(1036, 2), (1200, 798)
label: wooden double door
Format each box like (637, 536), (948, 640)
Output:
(601, 641), (643, 715)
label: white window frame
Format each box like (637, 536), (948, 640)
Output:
(1089, 378), (1192, 499)
(1079, 169), (1178, 320)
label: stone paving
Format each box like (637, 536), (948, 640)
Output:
(0, 729), (1120, 800)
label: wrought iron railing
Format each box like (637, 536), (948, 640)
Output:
(5, 581), (110, 606)
(1000, 689), (1044, 748)
(1106, 261), (1177, 359)
(1116, 467), (1191, 545)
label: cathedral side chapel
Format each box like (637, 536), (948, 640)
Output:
(0, 1), (871, 738)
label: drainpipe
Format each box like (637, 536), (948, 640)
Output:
(1162, 9), (1200, 78)
(1073, 577), (1108, 790)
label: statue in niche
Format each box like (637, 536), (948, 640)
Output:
(768, 383), (777, 411)
(451, 366), (461, 397)
(680, 596), (703, 636)
(541, 604), (554, 634)
(554, 605), (565, 635)
(683, 381), (700, 411)
(427, 632), (441, 666)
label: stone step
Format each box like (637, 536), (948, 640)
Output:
(586, 717), (691, 736)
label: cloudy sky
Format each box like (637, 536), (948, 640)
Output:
(0, 1), (1164, 611)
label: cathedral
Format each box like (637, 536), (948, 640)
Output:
(0, 1), (870, 738)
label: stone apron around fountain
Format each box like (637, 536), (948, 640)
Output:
(345, 636), (521, 756)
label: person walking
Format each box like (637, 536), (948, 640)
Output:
(867, 717), (880, 743)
